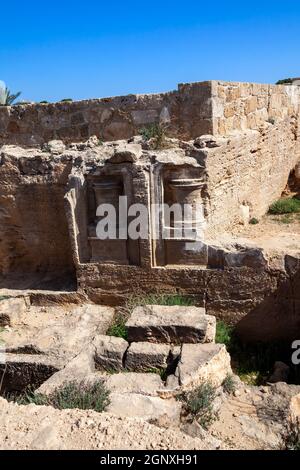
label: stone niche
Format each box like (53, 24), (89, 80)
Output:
(86, 166), (140, 266)
(65, 163), (141, 267)
(151, 165), (208, 267)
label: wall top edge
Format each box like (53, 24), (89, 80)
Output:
(1, 80), (298, 112)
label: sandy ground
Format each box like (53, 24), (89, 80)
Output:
(215, 213), (300, 256)
(0, 398), (210, 450)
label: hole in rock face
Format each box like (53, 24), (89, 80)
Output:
(0, 361), (58, 398)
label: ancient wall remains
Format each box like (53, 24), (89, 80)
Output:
(1, 80), (300, 148)
(0, 80), (299, 341)
(0, 147), (75, 288)
(0, 82), (213, 147)
(211, 81), (300, 134)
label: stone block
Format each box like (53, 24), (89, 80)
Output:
(105, 372), (164, 396)
(93, 335), (128, 371)
(176, 343), (232, 390)
(126, 305), (215, 344)
(106, 392), (182, 426)
(125, 342), (171, 371)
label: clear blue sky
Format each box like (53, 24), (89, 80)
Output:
(1, 1), (300, 102)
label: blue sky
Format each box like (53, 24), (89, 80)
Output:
(1, 1), (300, 102)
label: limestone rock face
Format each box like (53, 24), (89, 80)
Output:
(0, 296), (29, 326)
(36, 348), (95, 396)
(93, 335), (128, 371)
(125, 342), (171, 371)
(126, 305), (215, 344)
(43, 140), (66, 154)
(106, 392), (182, 426)
(289, 393), (300, 424)
(176, 343), (232, 390)
(108, 143), (142, 163)
(105, 372), (164, 397)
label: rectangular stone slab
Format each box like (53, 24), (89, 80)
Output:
(177, 343), (232, 390)
(93, 335), (128, 371)
(125, 342), (171, 371)
(126, 305), (214, 344)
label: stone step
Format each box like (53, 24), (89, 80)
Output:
(125, 342), (172, 371)
(106, 392), (182, 426)
(174, 343), (232, 391)
(104, 372), (164, 397)
(93, 335), (128, 372)
(125, 305), (216, 344)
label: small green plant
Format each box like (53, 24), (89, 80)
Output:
(145, 367), (168, 381)
(269, 197), (300, 215)
(179, 383), (217, 429)
(280, 214), (293, 224)
(126, 293), (195, 311)
(60, 98), (73, 102)
(222, 374), (236, 394)
(39, 100), (49, 104)
(215, 321), (234, 349)
(276, 78), (293, 85)
(249, 217), (259, 225)
(139, 123), (167, 149)
(267, 117), (276, 125)
(0, 295), (11, 301)
(106, 312), (128, 340)
(14, 381), (110, 412)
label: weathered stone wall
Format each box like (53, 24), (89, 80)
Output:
(1, 80), (299, 147)
(0, 82), (213, 147)
(211, 81), (300, 135)
(0, 147), (75, 287)
(203, 116), (300, 235)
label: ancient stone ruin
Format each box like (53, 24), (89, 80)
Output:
(0, 80), (299, 450)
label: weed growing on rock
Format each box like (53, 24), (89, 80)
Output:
(249, 217), (259, 225)
(139, 123), (168, 149)
(106, 312), (128, 340)
(222, 374), (236, 394)
(215, 321), (234, 348)
(179, 383), (217, 429)
(13, 381), (110, 413)
(145, 367), (168, 381)
(125, 293), (195, 312)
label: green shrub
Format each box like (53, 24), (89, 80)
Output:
(179, 383), (217, 429)
(215, 321), (234, 349)
(276, 78), (292, 85)
(222, 374), (236, 394)
(106, 312), (128, 340)
(249, 217), (259, 225)
(14, 381), (110, 413)
(269, 198), (300, 215)
(139, 123), (167, 149)
(125, 293), (195, 310)
(60, 98), (73, 102)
